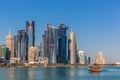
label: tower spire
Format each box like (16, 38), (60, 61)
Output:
(9, 28), (11, 35)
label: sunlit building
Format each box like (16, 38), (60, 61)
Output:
(26, 21), (35, 48)
(6, 29), (14, 59)
(68, 31), (77, 64)
(95, 51), (105, 64)
(42, 24), (58, 64)
(78, 50), (87, 64)
(28, 46), (36, 64)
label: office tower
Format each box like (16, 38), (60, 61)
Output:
(28, 46), (36, 64)
(17, 30), (27, 62)
(87, 57), (91, 64)
(26, 21), (35, 48)
(78, 50), (87, 64)
(57, 22), (68, 64)
(68, 31), (77, 64)
(6, 29), (14, 59)
(95, 51), (105, 64)
(42, 24), (58, 64)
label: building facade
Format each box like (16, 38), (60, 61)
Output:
(95, 51), (105, 64)
(26, 21), (35, 48)
(57, 23), (68, 64)
(28, 46), (36, 64)
(78, 50), (87, 64)
(42, 24), (58, 64)
(6, 30), (14, 59)
(68, 31), (77, 64)
(17, 30), (27, 62)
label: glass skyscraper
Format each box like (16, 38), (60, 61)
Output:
(42, 24), (58, 64)
(57, 23), (68, 64)
(26, 21), (35, 48)
(17, 30), (27, 62)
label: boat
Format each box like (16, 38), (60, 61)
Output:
(88, 65), (101, 72)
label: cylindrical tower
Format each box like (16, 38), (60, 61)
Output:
(68, 32), (77, 64)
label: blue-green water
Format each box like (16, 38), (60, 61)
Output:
(0, 66), (120, 80)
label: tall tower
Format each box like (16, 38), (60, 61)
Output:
(26, 21), (35, 48)
(42, 24), (58, 64)
(57, 22), (68, 64)
(6, 29), (14, 59)
(17, 30), (27, 61)
(68, 31), (77, 64)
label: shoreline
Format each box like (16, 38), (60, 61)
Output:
(0, 63), (120, 68)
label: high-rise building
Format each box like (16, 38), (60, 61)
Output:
(95, 51), (105, 64)
(28, 46), (36, 64)
(1, 47), (10, 60)
(42, 24), (58, 64)
(57, 22), (68, 64)
(6, 29), (14, 59)
(17, 30), (27, 62)
(78, 50), (87, 64)
(26, 21), (35, 48)
(68, 31), (77, 64)
(87, 57), (91, 64)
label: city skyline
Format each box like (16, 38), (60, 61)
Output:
(0, 0), (120, 63)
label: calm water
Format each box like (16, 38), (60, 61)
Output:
(0, 66), (120, 80)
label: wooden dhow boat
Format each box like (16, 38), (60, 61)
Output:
(88, 65), (101, 72)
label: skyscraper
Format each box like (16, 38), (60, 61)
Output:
(57, 22), (68, 64)
(6, 29), (14, 59)
(78, 50), (87, 64)
(17, 30), (27, 62)
(95, 51), (105, 64)
(42, 24), (58, 64)
(26, 21), (35, 48)
(68, 31), (77, 64)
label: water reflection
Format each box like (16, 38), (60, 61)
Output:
(7, 67), (35, 80)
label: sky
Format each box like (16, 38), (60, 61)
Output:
(0, 0), (120, 63)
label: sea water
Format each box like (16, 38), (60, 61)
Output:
(0, 66), (120, 80)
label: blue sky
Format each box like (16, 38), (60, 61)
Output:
(0, 0), (120, 63)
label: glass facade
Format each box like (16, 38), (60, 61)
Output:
(57, 23), (68, 64)
(17, 30), (27, 62)
(2, 47), (10, 60)
(26, 21), (35, 48)
(42, 24), (58, 64)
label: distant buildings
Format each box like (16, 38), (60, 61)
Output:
(6, 29), (14, 60)
(68, 31), (77, 64)
(0, 21), (107, 65)
(78, 50), (87, 64)
(95, 51), (105, 64)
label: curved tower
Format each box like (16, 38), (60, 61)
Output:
(68, 31), (77, 64)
